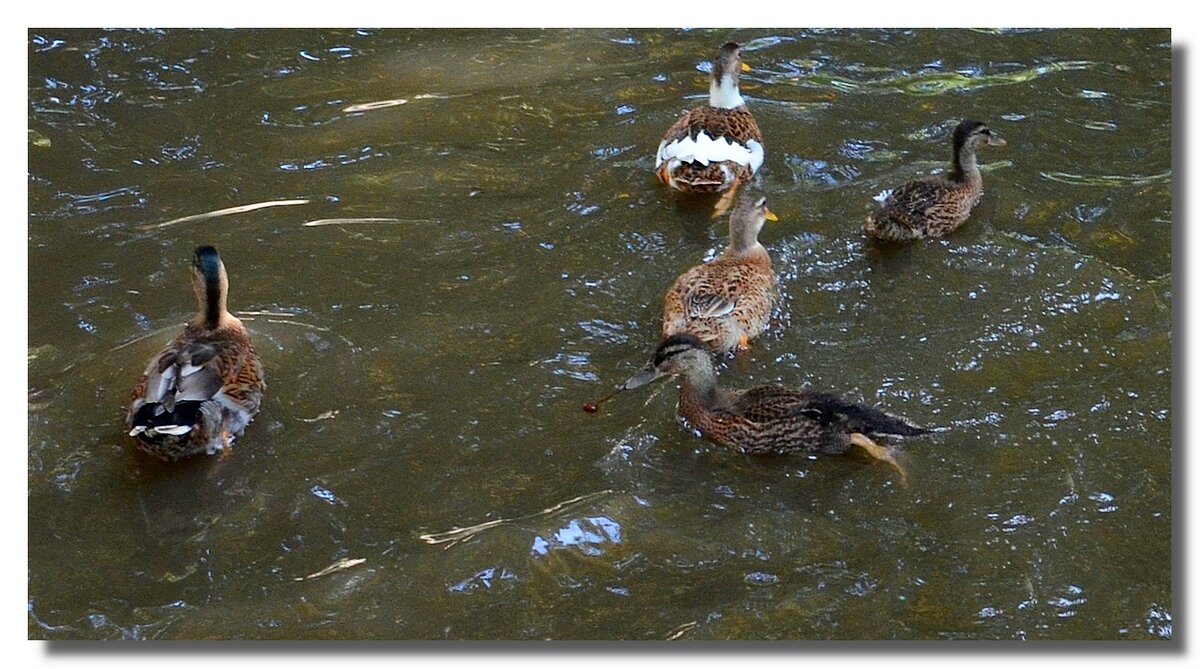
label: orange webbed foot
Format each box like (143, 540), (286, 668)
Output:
(218, 430), (234, 460)
(849, 433), (908, 485)
(711, 181), (743, 218)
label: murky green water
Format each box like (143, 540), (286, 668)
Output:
(27, 28), (1172, 640)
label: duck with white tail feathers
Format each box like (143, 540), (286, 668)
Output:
(126, 246), (265, 461)
(655, 42), (764, 216)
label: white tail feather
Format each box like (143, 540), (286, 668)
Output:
(149, 424), (193, 436)
(658, 131), (758, 170)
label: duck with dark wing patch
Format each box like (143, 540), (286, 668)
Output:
(620, 334), (931, 479)
(126, 246), (264, 461)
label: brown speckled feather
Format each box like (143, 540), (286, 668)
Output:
(128, 246), (263, 462)
(682, 382), (927, 456)
(866, 119), (1004, 242)
(129, 374), (148, 405)
(627, 335), (931, 474)
(662, 106), (763, 151)
(662, 248), (775, 353)
(658, 106), (762, 192)
(127, 320), (264, 461)
(214, 326), (265, 410)
(665, 162), (745, 190)
(866, 176), (982, 241)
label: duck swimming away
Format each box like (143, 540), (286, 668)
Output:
(126, 245), (265, 461)
(661, 193), (779, 355)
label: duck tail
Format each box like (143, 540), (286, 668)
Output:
(859, 408), (932, 437)
(838, 401), (930, 437)
(802, 391), (933, 437)
(128, 400), (205, 439)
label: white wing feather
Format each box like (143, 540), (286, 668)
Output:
(658, 131), (756, 168)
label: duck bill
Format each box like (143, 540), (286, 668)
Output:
(740, 62), (751, 73)
(764, 208), (779, 222)
(987, 135), (1007, 147)
(620, 365), (666, 391)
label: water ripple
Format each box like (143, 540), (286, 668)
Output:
(1039, 170), (1171, 187)
(51, 187), (146, 218)
(531, 515), (623, 557)
(773, 60), (1095, 96)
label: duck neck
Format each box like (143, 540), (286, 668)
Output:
(679, 357), (720, 407)
(951, 141), (980, 184)
(708, 74), (745, 110)
(206, 285), (226, 328)
(193, 271), (228, 329)
(727, 219), (765, 257)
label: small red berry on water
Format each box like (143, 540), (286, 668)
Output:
(582, 402), (599, 413)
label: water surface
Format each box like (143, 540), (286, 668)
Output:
(28, 28), (1171, 640)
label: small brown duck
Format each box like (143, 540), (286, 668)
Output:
(126, 245), (265, 461)
(621, 334), (930, 478)
(661, 193), (779, 354)
(655, 42), (764, 215)
(865, 119), (1006, 241)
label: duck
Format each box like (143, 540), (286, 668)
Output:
(620, 334), (931, 478)
(661, 193), (779, 355)
(126, 245), (265, 461)
(865, 119), (1006, 241)
(655, 42), (764, 216)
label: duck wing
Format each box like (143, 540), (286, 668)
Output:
(733, 386), (928, 437)
(674, 261), (765, 320)
(128, 328), (262, 436)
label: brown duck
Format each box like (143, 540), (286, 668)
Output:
(655, 42), (764, 215)
(127, 245), (265, 461)
(621, 334), (930, 478)
(865, 119), (1006, 241)
(661, 193), (778, 355)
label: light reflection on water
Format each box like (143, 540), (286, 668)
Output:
(28, 28), (1171, 640)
